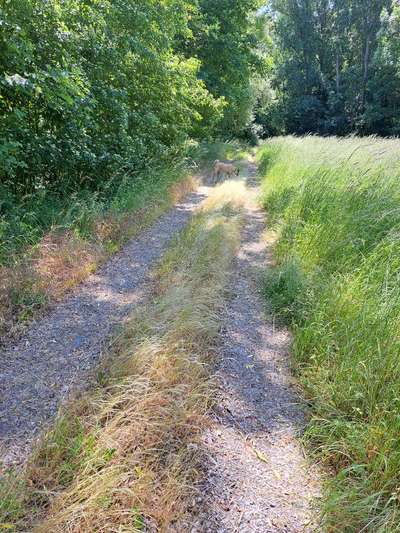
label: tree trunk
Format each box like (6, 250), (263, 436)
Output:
(361, 37), (370, 110)
(336, 52), (340, 94)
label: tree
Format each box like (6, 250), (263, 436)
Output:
(180, 0), (265, 137)
(259, 0), (400, 136)
(0, 0), (223, 195)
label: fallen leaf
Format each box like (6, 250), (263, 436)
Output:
(253, 447), (268, 464)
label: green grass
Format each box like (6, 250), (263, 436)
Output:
(0, 161), (188, 265)
(258, 136), (400, 531)
(0, 159), (198, 339)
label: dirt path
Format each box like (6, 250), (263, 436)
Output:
(1, 160), (321, 530)
(194, 164), (321, 532)
(0, 187), (208, 470)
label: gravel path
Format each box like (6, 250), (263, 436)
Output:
(0, 187), (208, 470)
(194, 165), (321, 532)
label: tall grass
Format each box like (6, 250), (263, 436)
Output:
(0, 179), (246, 531)
(258, 136), (400, 531)
(0, 162), (196, 340)
(0, 162), (185, 263)
(0, 141), (249, 340)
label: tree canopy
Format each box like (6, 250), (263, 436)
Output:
(0, 0), (262, 196)
(256, 0), (400, 136)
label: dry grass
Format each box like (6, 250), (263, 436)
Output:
(0, 176), (196, 344)
(1, 179), (246, 532)
(199, 180), (248, 213)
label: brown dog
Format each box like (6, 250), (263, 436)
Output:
(211, 160), (240, 182)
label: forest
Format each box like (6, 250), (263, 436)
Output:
(257, 0), (400, 136)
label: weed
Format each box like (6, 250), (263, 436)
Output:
(0, 166), (196, 343)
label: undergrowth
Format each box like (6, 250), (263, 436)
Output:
(0, 161), (195, 341)
(0, 179), (246, 531)
(259, 136), (400, 531)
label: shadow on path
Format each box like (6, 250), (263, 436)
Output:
(0, 188), (208, 468)
(192, 162), (320, 532)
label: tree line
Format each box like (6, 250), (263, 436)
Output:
(256, 0), (400, 136)
(0, 0), (261, 197)
(3, 0), (398, 201)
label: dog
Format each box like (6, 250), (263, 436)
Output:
(211, 160), (240, 182)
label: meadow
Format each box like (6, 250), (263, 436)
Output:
(259, 136), (400, 531)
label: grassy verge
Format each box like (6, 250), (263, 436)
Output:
(0, 163), (196, 342)
(258, 136), (400, 531)
(0, 179), (246, 531)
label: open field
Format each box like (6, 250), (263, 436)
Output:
(259, 136), (400, 531)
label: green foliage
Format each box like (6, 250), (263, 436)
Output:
(180, 0), (265, 138)
(0, 0), (263, 265)
(259, 136), (400, 530)
(258, 1), (400, 136)
(0, 161), (185, 265)
(0, 471), (27, 526)
(263, 258), (306, 324)
(188, 139), (251, 170)
(0, 0), (222, 195)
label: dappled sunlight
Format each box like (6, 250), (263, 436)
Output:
(34, 198), (240, 531)
(195, 160), (321, 531)
(2, 164), (243, 530)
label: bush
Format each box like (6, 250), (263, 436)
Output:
(0, 0), (223, 198)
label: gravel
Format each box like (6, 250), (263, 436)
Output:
(0, 187), (208, 470)
(0, 162), (321, 532)
(192, 164), (321, 532)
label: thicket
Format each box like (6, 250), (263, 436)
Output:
(1, 1), (218, 193)
(259, 136), (400, 530)
(256, 1), (400, 137)
(0, 0), (262, 263)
